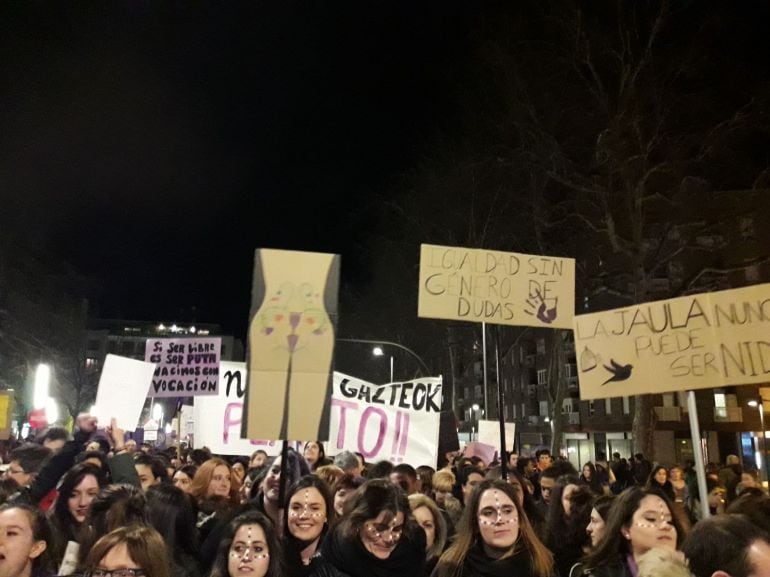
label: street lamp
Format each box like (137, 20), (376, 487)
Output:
(337, 338), (430, 376)
(33, 364), (50, 410)
(153, 402), (164, 426)
(45, 397), (59, 424)
(372, 346), (394, 383)
(471, 403), (481, 441)
(748, 399), (769, 483)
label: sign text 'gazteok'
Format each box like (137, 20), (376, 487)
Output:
(145, 337), (221, 397)
(418, 244), (575, 329)
(329, 373), (443, 467)
(574, 283), (770, 400)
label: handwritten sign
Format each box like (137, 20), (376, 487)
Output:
(244, 248), (340, 441)
(574, 283), (770, 400)
(93, 354), (156, 430)
(145, 337), (221, 397)
(477, 420), (516, 453)
(328, 373), (443, 467)
(194, 361), (283, 456)
(418, 244), (575, 329)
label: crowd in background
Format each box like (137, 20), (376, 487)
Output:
(1, 417), (770, 577)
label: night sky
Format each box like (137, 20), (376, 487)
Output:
(1, 2), (471, 339)
(2, 1), (768, 346)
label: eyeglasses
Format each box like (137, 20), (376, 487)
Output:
(88, 569), (146, 577)
(365, 523), (403, 541)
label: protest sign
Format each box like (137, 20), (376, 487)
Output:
(418, 244), (575, 329)
(244, 248), (340, 441)
(145, 337), (221, 397)
(328, 372), (442, 467)
(464, 441), (497, 465)
(93, 354), (155, 430)
(0, 392), (12, 440)
(574, 283), (770, 400)
(180, 404), (194, 435)
(194, 361), (283, 456)
(477, 420), (516, 453)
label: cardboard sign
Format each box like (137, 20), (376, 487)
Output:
(477, 420), (516, 453)
(194, 362), (283, 456)
(418, 244), (575, 329)
(244, 248), (340, 441)
(93, 354), (156, 430)
(574, 283), (770, 400)
(329, 372), (443, 467)
(145, 337), (221, 397)
(0, 393), (12, 440)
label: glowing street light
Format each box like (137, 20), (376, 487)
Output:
(152, 403), (164, 423)
(749, 399), (769, 482)
(33, 364), (50, 410)
(45, 397), (59, 424)
(372, 347), (394, 382)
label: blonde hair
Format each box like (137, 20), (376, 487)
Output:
(432, 470), (456, 493)
(408, 494), (448, 560)
(315, 464), (345, 489)
(637, 548), (693, 577)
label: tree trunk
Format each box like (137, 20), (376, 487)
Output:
(632, 394), (657, 458)
(547, 330), (568, 457)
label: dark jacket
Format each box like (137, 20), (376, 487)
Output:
(570, 561), (633, 577)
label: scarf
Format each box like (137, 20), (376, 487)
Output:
(320, 524), (426, 577)
(460, 543), (534, 577)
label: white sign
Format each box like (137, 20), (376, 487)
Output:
(477, 420), (516, 453)
(93, 355), (156, 431)
(193, 362), (283, 456)
(328, 373), (443, 468)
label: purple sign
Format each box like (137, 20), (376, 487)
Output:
(145, 338), (222, 397)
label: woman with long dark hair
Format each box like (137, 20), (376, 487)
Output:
(572, 487), (683, 577)
(585, 495), (615, 551)
(431, 479), (554, 577)
(580, 463), (605, 496)
(303, 442), (332, 471)
(645, 466), (675, 501)
(310, 479), (426, 577)
(209, 510), (284, 577)
(48, 463), (106, 569)
(283, 475), (335, 577)
(543, 475), (594, 577)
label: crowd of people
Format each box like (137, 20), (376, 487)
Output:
(1, 417), (770, 577)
